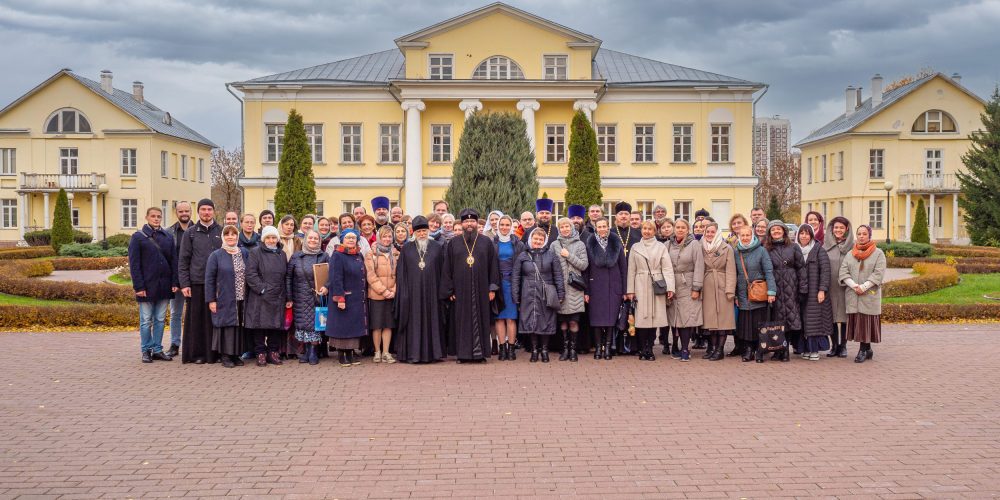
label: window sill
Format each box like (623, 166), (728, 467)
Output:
(312, 162), (327, 166)
(428, 162), (453, 166)
(263, 162), (278, 166)
(121, 174), (137, 178)
(376, 162), (403, 166)
(542, 162), (567, 165)
(670, 161), (696, 165)
(632, 162), (658, 166)
(708, 162), (735, 166)
(338, 162), (364, 166)
(598, 162), (620, 166)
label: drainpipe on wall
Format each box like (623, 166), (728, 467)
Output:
(225, 83), (246, 213)
(751, 84), (770, 207)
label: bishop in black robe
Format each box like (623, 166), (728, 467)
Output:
(394, 217), (446, 363)
(441, 209), (500, 362)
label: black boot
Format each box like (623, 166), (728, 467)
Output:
(742, 345), (753, 362)
(530, 335), (539, 363)
(491, 337), (499, 356)
(498, 343), (507, 361)
(729, 337), (742, 357)
(595, 331), (604, 359)
(338, 350), (350, 367)
(827, 330), (839, 357)
(558, 329), (569, 361)
(541, 339), (550, 363)
(141, 350), (152, 363)
(568, 332), (578, 362)
(299, 344), (310, 363)
(603, 333), (613, 360)
(702, 335), (714, 359)
(308, 344), (319, 365)
(709, 335), (725, 361)
(837, 342), (849, 358)
(508, 342), (517, 361)
(646, 336), (656, 361)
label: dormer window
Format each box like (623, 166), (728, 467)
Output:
(429, 54), (453, 80)
(912, 110), (957, 133)
(45, 108), (91, 133)
(472, 56), (524, 80)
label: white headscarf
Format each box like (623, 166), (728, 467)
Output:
(482, 210), (504, 235)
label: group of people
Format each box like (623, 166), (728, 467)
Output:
(127, 195), (887, 367)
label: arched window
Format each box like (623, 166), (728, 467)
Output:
(912, 110), (957, 133)
(472, 56), (525, 80)
(45, 108), (91, 134)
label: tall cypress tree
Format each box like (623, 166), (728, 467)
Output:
(565, 110), (603, 208)
(273, 109), (315, 221)
(445, 112), (537, 216)
(50, 188), (72, 252)
(910, 197), (930, 244)
(957, 86), (1000, 246)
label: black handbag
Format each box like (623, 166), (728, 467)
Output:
(533, 260), (560, 310)
(642, 254), (668, 295)
(757, 305), (787, 353)
(616, 299), (635, 332)
(567, 270), (587, 291)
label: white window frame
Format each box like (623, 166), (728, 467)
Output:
(59, 148), (78, 175)
(925, 149), (943, 178)
(0, 149), (15, 176)
(838, 201), (844, 216)
(821, 155), (827, 182)
(674, 201), (692, 221)
(553, 201), (567, 217)
(596, 124), (616, 163)
(428, 53), (453, 80)
(836, 151), (844, 180)
(265, 123), (284, 163)
(304, 124), (323, 163)
(637, 200), (654, 220)
(672, 124), (693, 163)
(472, 56), (525, 80)
(45, 108), (92, 134)
(341, 123), (363, 163)
(543, 54), (568, 80)
(869, 149), (884, 179)
(806, 157), (813, 183)
(710, 123), (731, 163)
(342, 200), (361, 213)
(121, 199), (138, 229)
(431, 124), (452, 163)
(601, 200), (619, 218)
(868, 200), (884, 229)
(160, 151), (168, 178)
(544, 124), (567, 163)
(160, 200), (169, 226)
(634, 124), (655, 163)
(180, 155), (188, 180)
(315, 200), (325, 217)
(120, 148), (137, 176)
(0, 199), (16, 228)
(71, 205), (80, 227)
(197, 158), (205, 183)
(379, 124), (401, 164)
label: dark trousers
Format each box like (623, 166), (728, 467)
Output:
(252, 328), (282, 355)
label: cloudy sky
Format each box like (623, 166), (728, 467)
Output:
(1, 0), (998, 149)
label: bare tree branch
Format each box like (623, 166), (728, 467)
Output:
(755, 152), (801, 219)
(211, 147), (243, 214)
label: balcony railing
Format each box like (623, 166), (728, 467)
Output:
(19, 173), (106, 192)
(897, 173), (960, 193)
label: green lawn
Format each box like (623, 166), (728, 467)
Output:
(0, 293), (79, 307)
(885, 273), (1000, 305)
(107, 273), (131, 286)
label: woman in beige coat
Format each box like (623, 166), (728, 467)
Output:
(627, 220), (675, 361)
(838, 224), (886, 364)
(365, 226), (399, 363)
(700, 221), (736, 361)
(666, 218), (704, 362)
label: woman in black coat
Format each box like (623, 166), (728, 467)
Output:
(244, 226), (291, 367)
(205, 225), (248, 368)
(764, 220), (807, 361)
(796, 224), (833, 360)
(583, 218), (627, 360)
(511, 227), (565, 363)
(286, 230), (329, 365)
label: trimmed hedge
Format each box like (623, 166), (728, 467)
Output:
(23, 229), (93, 246)
(51, 257), (128, 271)
(883, 303), (1000, 323)
(878, 241), (932, 257)
(24, 260), (55, 278)
(102, 233), (132, 248)
(0, 261), (133, 304)
(0, 304), (136, 329)
(0, 247), (56, 260)
(885, 256), (1000, 269)
(883, 263), (959, 298)
(58, 243), (129, 257)
(956, 263), (1000, 274)
(933, 244), (1000, 258)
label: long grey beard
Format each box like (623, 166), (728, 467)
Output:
(416, 238), (428, 253)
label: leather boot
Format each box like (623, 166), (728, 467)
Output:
(491, 337), (499, 356)
(702, 335), (714, 359)
(729, 337), (742, 357)
(646, 336), (656, 361)
(568, 332), (578, 362)
(497, 343), (507, 361)
(603, 334), (613, 360)
(299, 344), (310, 363)
(709, 335), (725, 361)
(827, 331), (839, 357)
(308, 344), (319, 365)
(741, 346), (753, 362)
(141, 350), (152, 363)
(541, 339), (550, 363)
(508, 343), (517, 361)
(338, 350), (350, 366)
(558, 330), (569, 361)
(837, 343), (849, 358)
(595, 331), (604, 359)
(530, 335), (539, 363)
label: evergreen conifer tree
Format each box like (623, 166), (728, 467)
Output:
(273, 109), (316, 221)
(565, 110), (603, 209)
(957, 86), (1000, 246)
(766, 195), (783, 221)
(50, 188), (73, 252)
(910, 197), (931, 244)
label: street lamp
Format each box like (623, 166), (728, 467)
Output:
(883, 181), (894, 244)
(97, 183), (109, 247)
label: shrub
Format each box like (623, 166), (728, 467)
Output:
(58, 243), (129, 258)
(0, 247), (56, 260)
(910, 198), (930, 244)
(50, 257), (128, 271)
(0, 304), (137, 329)
(102, 233), (132, 248)
(933, 244), (1000, 258)
(0, 260), (133, 304)
(883, 303), (1000, 323)
(955, 263), (1000, 274)
(24, 260), (55, 278)
(51, 189), (73, 252)
(883, 263), (959, 298)
(877, 241), (932, 257)
(23, 229), (93, 246)
(886, 256), (946, 268)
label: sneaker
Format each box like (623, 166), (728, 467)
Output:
(383, 352), (396, 364)
(680, 350), (690, 362)
(801, 352), (810, 359)
(141, 350), (153, 363)
(373, 352), (382, 363)
(151, 351), (172, 361)
(809, 353), (820, 361)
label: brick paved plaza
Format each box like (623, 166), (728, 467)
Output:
(2, 324), (999, 499)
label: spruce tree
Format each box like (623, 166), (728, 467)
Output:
(766, 195), (783, 221)
(273, 109), (315, 221)
(565, 110), (603, 208)
(911, 197), (930, 244)
(444, 112), (537, 216)
(50, 188), (73, 252)
(957, 86), (1000, 246)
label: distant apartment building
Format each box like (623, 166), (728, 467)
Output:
(754, 115), (790, 173)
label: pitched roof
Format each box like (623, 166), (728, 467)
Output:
(233, 48), (757, 87)
(0, 69), (217, 148)
(794, 73), (985, 147)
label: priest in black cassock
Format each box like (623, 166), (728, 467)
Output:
(441, 208), (500, 363)
(521, 197), (558, 249)
(394, 216), (446, 363)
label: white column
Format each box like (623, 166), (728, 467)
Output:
(401, 99), (426, 217)
(904, 193), (911, 242)
(929, 194), (936, 243)
(952, 194), (959, 241)
(573, 99), (598, 125)
(16, 193), (28, 247)
(516, 99), (540, 160)
(42, 192), (50, 229)
(458, 99), (483, 120)
(91, 193), (99, 243)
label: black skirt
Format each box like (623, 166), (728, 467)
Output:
(212, 301), (244, 356)
(182, 284), (218, 364)
(735, 307), (768, 342)
(368, 299), (396, 330)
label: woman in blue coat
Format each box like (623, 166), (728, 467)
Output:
(733, 226), (777, 362)
(327, 229), (368, 367)
(204, 225), (248, 368)
(583, 218), (627, 360)
(286, 230), (330, 365)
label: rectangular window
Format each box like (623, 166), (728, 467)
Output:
(821, 155), (827, 182)
(59, 148), (78, 175)
(869, 200), (884, 229)
(266, 200), (274, 213)
(266, 124), (284, 162)
(71, 206), (80, 227)
(431, 124), (452, 163)
(836, 151), (844, 180)
(121, 199), (138, 229)
(601, 200), (619, 219)
(379, 124), (401, 163)
(869, 149), (884, 178)
(180, 155), (188, 180)
(0, 199), (16, 228)
(553, 201), (567, 217)
(429, 54), (453, 80)
(0, 149), (16, 175)
(198, 158), (205, 183)
(807, 157), (813, 183)
(937, 206), (943, 228)
(839, 201), (844, 216)
(304, 124), (323, 163)
(160, 200), (169, 226)
(315, 200), (325, 216)
(120, 148), (137, 176)
(637, 201), (654, 220)
(160, 151), (168, 178)
(342, 200), (361, 213)
(672, 124), (693, 162)
(710, 124), (730, 162)
(545, 124), (566, 163)
(634, 124), (654, 163)
(925, 149), (943, 177)
(596, 124), (616, 162)
(926, 110), (943, 133)
(543, 55), (568, 80)
(674, 201), (692, 221)
(822, 202), (828, 218)
(341, 124), (362, 163)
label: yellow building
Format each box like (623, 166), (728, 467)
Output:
(796, 73), (985, 244)
(0, 69), (216, 245)
(231, 2), (765, 222)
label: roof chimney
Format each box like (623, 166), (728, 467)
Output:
(855, 87), (863, 109)
(132, 81), (144, 104)
(951, 72), (962, 83)
(845, 85), (856, 116)
(871, 74), (883, 106)
(100, 70), (113, 94)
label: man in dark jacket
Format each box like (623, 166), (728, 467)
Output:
(178, 198), (222, 364)
(163, 201), (192, 356)
(129, 207), (178, 363)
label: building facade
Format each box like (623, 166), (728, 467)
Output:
(231, 3), (765, 222)
(753, 115), (790, 174)
(796, 73), (984, 244)
(0, 70), (215, 245)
